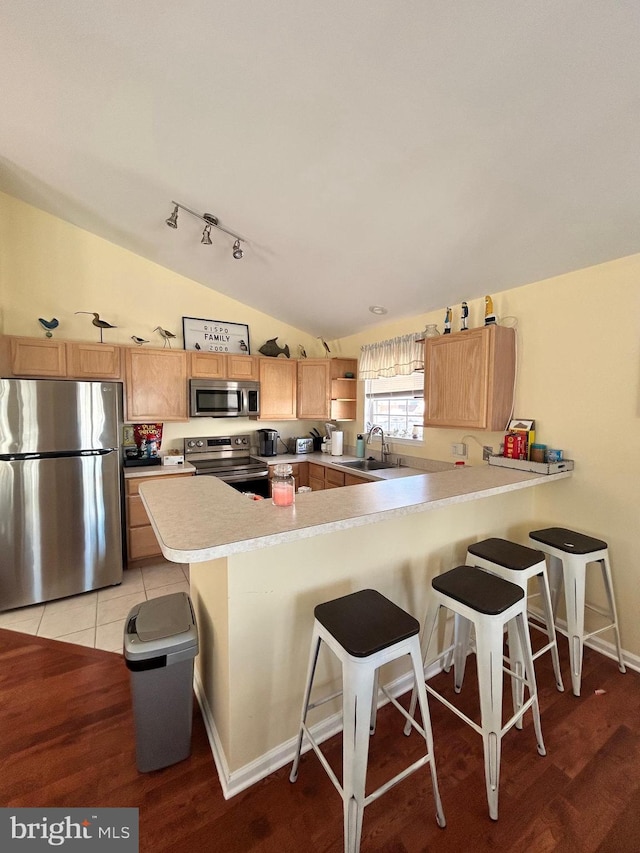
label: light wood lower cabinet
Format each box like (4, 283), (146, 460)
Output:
(268, 462), (309, 494)
(126, 473), (193, 562)
(307, 461), (371, 490)
(308, 462), (326, 491)
(344, 473), (370, 486)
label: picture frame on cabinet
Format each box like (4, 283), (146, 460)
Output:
(182, 317), (251, 355)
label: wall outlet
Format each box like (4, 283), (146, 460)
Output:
(482, 445), (493, 461)
(451, 442), (467, 457)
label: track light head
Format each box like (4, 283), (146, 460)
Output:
(166, 205), (179, 228)
(166, 202), (246, 259)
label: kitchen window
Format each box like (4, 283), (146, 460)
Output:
(364, 374), (424, 441)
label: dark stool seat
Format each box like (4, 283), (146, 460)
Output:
(290, 589), (445, 852)
(315, 588), (420, 657)
(432, 563), (524, 614)
(462, 538), (565, 696)
(406, 565), (546, 821)
(468, 537), (546, 571)
(530, 527), (607, 554)
(529, 526), (625, 696)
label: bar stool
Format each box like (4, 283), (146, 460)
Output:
(465, 539), (565, 713)
(529, 527), (626, 697)
(289, 588), (445, 853)
(405, 565), (546, 821)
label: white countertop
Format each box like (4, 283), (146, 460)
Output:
(253, 450), (453, 480)
(139, 462), (572, 563)
(124, 461), (196, 478)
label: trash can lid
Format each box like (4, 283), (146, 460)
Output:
(124, 592), (198, 662)
(136, 593), (193, 641)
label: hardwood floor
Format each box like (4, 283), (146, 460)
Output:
(1, 626), (639, 852)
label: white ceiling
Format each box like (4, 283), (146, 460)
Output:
(1, 1), (639, 339)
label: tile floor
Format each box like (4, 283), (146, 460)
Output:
(0, 560), (190, 654)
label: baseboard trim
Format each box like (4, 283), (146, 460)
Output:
(193, 659), (442, 800)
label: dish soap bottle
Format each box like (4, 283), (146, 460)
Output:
(271, 463), (295, 506)
(356, 434), (365, 458)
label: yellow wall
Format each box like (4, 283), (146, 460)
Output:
(340, 260), (640, 658)
(2, 190), (639, 659)
(0, 190), (325, 448)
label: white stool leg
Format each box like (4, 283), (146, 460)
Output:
(474, 616), (505, 821)
(408, 639), (446, 828)
(506, 618), (525, 730)
(342, 659), (376, 853)
(563, 555), (587, 697)
(404, 598), (440, 736)
(547, 553), (564, 618)
(290, 628), (322, 782)
(600, 554), (626, 674)
(453, 613), (472, 694)
(513, 611), (546, 757)
(536, 570), (565, 691)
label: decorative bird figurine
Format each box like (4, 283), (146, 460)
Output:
(194, 342), (201, 350)
(298, 344), (307, 359)
(75, 312), (117, 343)
(318, 337), (331, 357)
(239, 339), (248, 353)
(38, 317), (59, 338)
(153, 326), (177, 348)
(131, 336), (149, 346)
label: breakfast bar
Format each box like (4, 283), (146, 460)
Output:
(140, 464), (571, 798)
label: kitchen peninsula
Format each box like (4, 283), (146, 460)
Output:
(140, 463), (571, 798)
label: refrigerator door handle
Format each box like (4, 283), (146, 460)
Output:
(0, 448), (117, 462)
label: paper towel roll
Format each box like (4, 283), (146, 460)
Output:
(331, 431), (343, 456)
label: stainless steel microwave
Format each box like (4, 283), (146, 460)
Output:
(189, 379), (260, 418)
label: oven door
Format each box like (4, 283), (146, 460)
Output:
(217, 472), (270, 498)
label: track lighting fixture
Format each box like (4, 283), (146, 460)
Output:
(165, 201), (246, 258)
(166, 205), (179, 228)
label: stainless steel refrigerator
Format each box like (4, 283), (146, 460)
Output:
(0, 378), (124, 611)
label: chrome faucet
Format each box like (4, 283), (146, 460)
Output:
(366, 425), (390, 463)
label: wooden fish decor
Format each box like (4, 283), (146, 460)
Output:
(258, 337), (290, 358)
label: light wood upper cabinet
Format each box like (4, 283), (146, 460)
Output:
(297, 359), (331, 419)
(258, 358), (297, 420)
(124, 347), (188, 422)
(330, 358), (358, 421)
(2, 336), (67, 377)
(189, 351), (259, 381)
(296, 357), (358, 421)
(423, 325), (515, 431)
(1, 335), (122, 380)
(67, 342), (122, 379)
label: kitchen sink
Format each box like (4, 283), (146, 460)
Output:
(338, 459), (399, 471)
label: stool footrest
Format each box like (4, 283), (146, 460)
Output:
(364, 754), (434, 809)
(299, 723), (343, 798)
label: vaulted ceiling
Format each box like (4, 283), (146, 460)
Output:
(2, 1), (639, 339)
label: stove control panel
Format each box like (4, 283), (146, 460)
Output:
(184, 434), (252, 456)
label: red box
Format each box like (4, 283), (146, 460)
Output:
(504, 432), (527, 459)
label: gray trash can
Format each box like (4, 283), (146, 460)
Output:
(124, 592), (198, 772)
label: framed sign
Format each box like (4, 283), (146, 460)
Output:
(182, 317), (251, 354)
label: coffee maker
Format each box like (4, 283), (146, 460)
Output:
(257, 428), (278, 457)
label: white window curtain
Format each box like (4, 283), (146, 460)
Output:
(358, 333), (424, 379)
